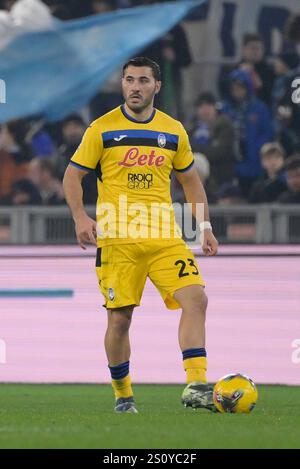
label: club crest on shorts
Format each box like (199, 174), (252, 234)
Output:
(158, 133), (166, 148)
(108, 288), (115, 301)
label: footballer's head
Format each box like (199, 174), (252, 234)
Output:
(122, 57), (161, 113)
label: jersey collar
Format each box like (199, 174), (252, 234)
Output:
(121, 105), (156, 124)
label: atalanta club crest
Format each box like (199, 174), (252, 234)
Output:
(158, 133), (166, 148)
(108, 288), (115, 301)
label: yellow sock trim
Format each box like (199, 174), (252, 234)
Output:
(111, 374), (133, 399)
(183, 357), (207, 384)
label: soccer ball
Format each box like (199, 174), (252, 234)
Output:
(213, 373), (258, 413)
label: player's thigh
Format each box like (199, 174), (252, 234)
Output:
(96, 244), (148, 309)
(148, 240), (205, 310)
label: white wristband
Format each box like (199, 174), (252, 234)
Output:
(199, 221), (212, 232)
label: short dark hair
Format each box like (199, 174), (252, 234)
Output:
(243, 33), (263, 46)
(284, 154), (300, 172)
(122, 57), (161, 81)
(62, 114), (85, 128)
(285, 14), (300, 43)
(196, 92), (216, 107)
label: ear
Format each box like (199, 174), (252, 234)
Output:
(155, 81), (162, 95)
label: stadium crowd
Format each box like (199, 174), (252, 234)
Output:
(0, 0), (300, 207)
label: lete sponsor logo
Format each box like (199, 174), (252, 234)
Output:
(118, 147), (165, 167)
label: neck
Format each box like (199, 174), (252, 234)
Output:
(124, 102), (154, 122)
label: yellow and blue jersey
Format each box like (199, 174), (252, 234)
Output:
(70, 105), (194, 246)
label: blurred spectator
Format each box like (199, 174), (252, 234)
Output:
(42, 0), (72, 19)
(26, 120), (56, 158)
(1, 0), (16, 10)
(0, 178), (42, 205)
(57, 114), (98, 205)
(0, 147), (29, 199)
(272, 15), (300, 156)
(30, 129), (55, 158)
(1, 118), (55, 160)
(171, 152), (214, 204)
(189, 92), (235, 189)
(89, 70), (123, 121)
(0, 122), (31, 200)
(56, 114), (86, 178)
(3, 119), (32, 164)
(216, 181), (255, 242)
(278, 154), (300, 204)
(272, 52), (299, 116)
(222, 69), (273, 197)
(216, 181), (245, 206)
(219, 33), (275, 107)
(91, 0), (115, 14)
(249, 142), (287, 203)
(141, 23), (192, 120)
(28, 158), (64, 205)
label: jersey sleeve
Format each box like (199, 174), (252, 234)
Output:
(172, 124), (194, 172)
(70, 123), (103, 172)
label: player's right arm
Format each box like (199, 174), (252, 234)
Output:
(63, 165), (97, 249)
(63, 123), (102, 249)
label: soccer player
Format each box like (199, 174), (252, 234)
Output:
(63, 57), (219, 413)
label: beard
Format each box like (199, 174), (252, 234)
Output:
(124, 92), (156, 113)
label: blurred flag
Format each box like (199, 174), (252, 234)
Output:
(0, 0), (205, 123)
(0, 0), (55, 50)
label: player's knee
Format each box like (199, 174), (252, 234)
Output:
(190, 289), (208, 316)
(108, 311), (132, 336)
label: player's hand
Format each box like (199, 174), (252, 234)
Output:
(201, 230), (218, 256)
(74, 213), (97, 250)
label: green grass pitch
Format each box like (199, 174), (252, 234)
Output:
(0, 384), (299, 449)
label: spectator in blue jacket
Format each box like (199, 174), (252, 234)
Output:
(222, 69), (273, 196)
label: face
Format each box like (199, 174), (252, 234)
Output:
(122, 66), (161, 113)
(273, 58), (288, 76)
(92, 1), (112, 14)
(62, 121), (85, 145)
(4, 0), (16, 11)
(286, 168), (300, 192)
(231, 82), (247, 101)
(217, 196), (244, 206)
(242, 40), (264, 63)
(262, 153), (284, 175)
(28, 159), (41, 186)
(12, 192), (30, 205)
(197, 103), (216, 122)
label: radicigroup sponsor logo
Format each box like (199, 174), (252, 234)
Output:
(127, 173), (153, 189)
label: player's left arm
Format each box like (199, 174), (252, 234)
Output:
(175, 166), (218, 256)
